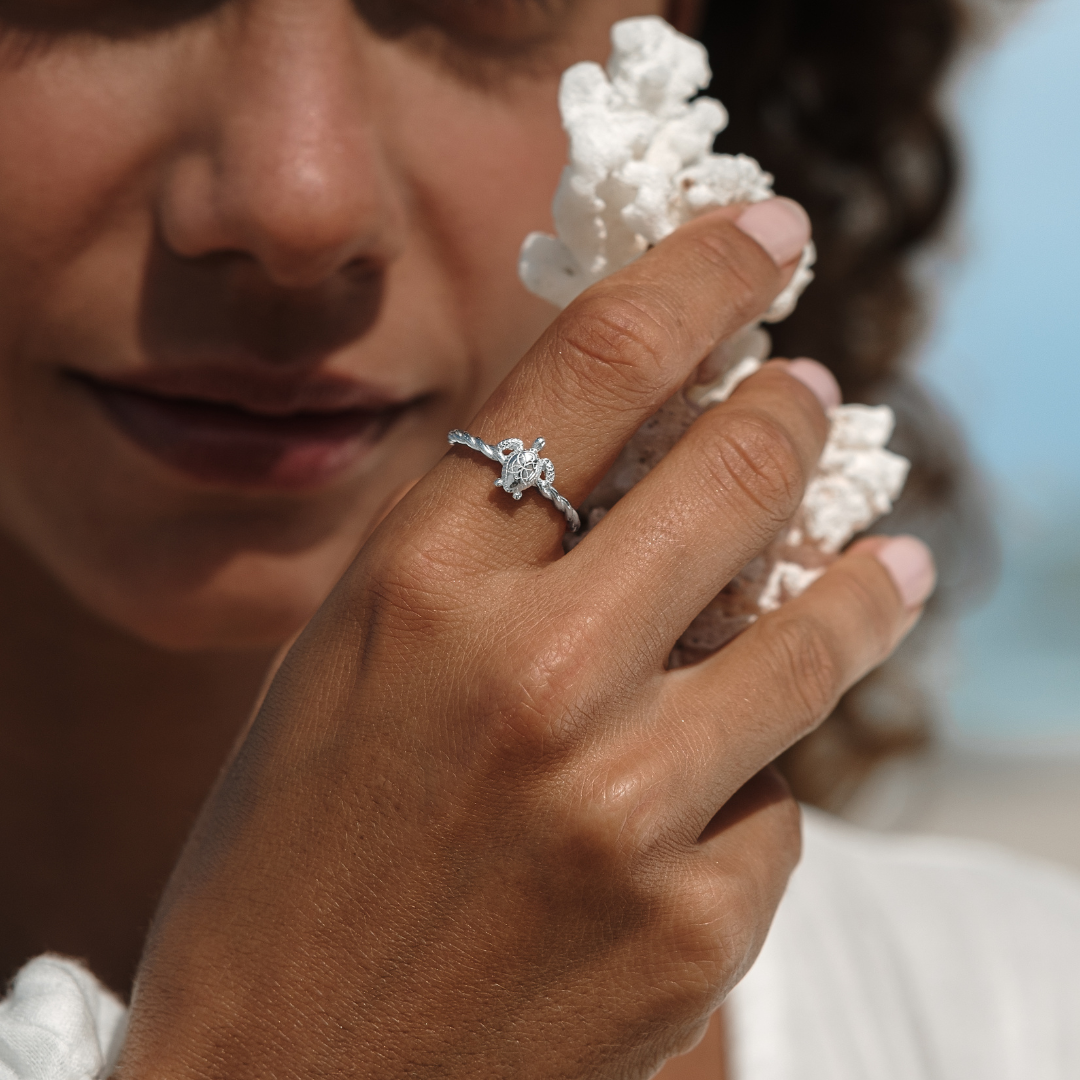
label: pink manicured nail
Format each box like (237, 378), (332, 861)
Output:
(875, 536), (936, 609)
(787, 358), (841, 411)
(734, 198), (811, 266)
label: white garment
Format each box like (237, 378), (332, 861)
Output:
(0, 957), (125, 1080)
(728, 809), (1080, 1079)
(3, 813), (1079, 1079)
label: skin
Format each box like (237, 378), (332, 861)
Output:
(0, 1), (933, 1077)
(117, 224), (926, 1079)
(0, 0), (666, 987)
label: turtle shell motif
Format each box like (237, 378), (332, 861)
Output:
(496, 438), (552, 499)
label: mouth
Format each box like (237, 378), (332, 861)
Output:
(68, 370), (419, 492)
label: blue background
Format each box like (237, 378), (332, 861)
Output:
(919, 0), (1080, 742)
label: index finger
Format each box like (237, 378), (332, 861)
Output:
(440, 199), (812, 561)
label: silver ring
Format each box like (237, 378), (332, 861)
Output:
(448, 430), (581, 533)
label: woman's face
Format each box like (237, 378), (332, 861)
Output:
(0, 0), (674, 649)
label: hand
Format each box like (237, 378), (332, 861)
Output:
(117, 202), (932, 1079)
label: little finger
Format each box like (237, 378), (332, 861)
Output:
(659, 536), (936, 820)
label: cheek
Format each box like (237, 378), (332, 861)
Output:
(0, 43), (178, 292)
(372, 0), (669, 397)
(384, 60), (569, 397)
(0, 45), (181, 501)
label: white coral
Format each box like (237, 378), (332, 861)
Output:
(518, 16), (815, 318)
(803, 405), (912, 554)
(759, 561), (827, 615)
(521, 16), (911, 598)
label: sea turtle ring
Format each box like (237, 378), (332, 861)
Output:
(447, 430), (581, 533)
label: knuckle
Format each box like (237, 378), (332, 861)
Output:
(663, 868), (760, 989)
(663, 792), (802, 985)
(363, 522), (514, 643)
(553, 742), (678, 888)
(706, 409), (807, 529)
(525, 764), (668, 923)
(375, 527), (473, 604)
(555, 293), (677, 403)
(510, 648), (589, 737)
(768, 615), (844, 728)
(481, 619), (600, 756)
(689, 226), (773, 323)
(367, 537), (462, 629)
(558, 790), (639, 880)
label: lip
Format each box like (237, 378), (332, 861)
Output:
(68, 369), (417, 491)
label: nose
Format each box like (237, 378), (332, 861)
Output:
(158, 0), (407, 290)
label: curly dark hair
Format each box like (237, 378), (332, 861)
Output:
(693, 0), (999, 809)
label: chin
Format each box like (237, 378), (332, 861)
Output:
(123, 600), (315, 654)
(73, 553), (347, 653)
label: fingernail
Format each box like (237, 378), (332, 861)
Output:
(787, 358), (841, 411)
(735, 198), (811, 267)
(875, 536), (936, 609)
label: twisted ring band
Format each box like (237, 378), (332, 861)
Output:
(448, 430), (581, 533)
